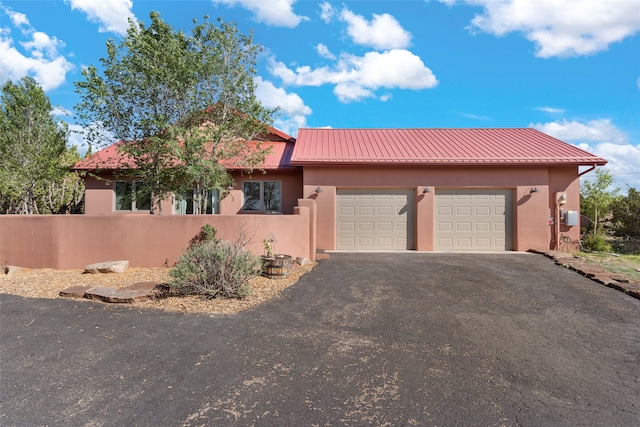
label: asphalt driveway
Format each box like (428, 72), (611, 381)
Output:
(2, 253), (639, 426)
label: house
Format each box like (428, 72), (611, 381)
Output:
(74, 127), (606, 253)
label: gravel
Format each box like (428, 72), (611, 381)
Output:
(0, 263), (316, 315)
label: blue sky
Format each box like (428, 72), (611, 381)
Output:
(1, 0), (639, 190)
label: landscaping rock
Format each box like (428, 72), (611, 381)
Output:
(85, 285), (151, 304)
(59, 286), (92, 299)
(123, 281), (171, 298)
(83, 260), (129, 274)
(296, 257), (313, 266)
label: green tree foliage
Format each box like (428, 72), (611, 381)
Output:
(75, 12), (276, 214)
(612, 188), (640, 239)
(580, 169), (619, 235)
(0, 77), (71, 214)
(40, 146), (85, 214)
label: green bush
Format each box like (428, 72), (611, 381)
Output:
(170, 238), (262, 299)
(581, 232), (613, 253)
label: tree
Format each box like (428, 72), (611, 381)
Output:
(612, 188), (640, 239)
(0, 77), (68, 214)
(580, 168), (619, 235)
(75, 12), (275, 214)
(40, 146), (85, 214)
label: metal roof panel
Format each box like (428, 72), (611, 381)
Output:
(291, 128), (607, 166)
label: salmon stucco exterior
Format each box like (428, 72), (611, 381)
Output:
(74, 126), (607, 254)
(291, 128), (606, 253)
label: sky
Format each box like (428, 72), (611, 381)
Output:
(1, 0), (639, 191)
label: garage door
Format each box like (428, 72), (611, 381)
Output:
(435, 189), (513, 251)
(337, 189), (415, 250)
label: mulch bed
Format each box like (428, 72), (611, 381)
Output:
(0, 263), (316, 315)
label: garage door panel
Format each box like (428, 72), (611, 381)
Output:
(340, 221), (355, 231)
(340, 206), (355, 216)
(337, 189), (414, 250)
(436, 189), (513, 251)
(378, 221), (392, 231)
(476, 221), (491, 231)
(456, 206), (472, 216)
(456, 222), (472, 231)
(475, 206), (491, 216)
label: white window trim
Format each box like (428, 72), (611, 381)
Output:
(242, 180), (282, 213)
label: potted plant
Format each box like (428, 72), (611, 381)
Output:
(261, 234), (292, 279)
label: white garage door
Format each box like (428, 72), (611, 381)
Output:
(436, 189), (513, 251)
(337, 189), (415, 250)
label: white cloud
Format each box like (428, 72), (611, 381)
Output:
(531, 118), (628, 145)
(535, 106), (565, 114)
(255, 76), (311, 136)
(460, 112), (491, 120)
(213, 0), (307, 28)
(531, 118), (640, 189)
(316, 43), (335, 60)
(0, 6), (74, 91)
(269, 49), (438, 103)
(451, 0), (640, 58)
(4, 7), (29, 27)
(319, 2), (335, 23)
(578, 142), (640, 190)
(67, 124), (91, 155)
(67, 0), (134, 35)
(51, 106), (73, 116)
(340, 8), (411, 50)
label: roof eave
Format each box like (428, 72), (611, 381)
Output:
(290, 158), (608, 167)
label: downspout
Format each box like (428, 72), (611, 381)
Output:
(578, 164), (597, 178)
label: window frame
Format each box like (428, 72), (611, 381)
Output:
(242, 180), (282, 213)
(114, 181), (151, 212)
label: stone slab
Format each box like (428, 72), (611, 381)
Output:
(85, 285), (151, 303)
(124, 281), (170, 298)
(83, 260), (129, 274)
(59, 286), (92, 299)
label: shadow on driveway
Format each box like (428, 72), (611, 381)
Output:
(2, 253), (639, 426)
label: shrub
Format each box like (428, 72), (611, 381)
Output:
(189, 224), (219, 246)
(170, 238), (262, 299)
(581, 232), (613, 253)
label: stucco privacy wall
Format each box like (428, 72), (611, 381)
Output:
(302, 165), (581, 252)
(0, 204), (314, 269)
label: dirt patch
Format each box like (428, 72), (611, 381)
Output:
(0, 263), (316, 315)
(576, 252), (640, 281)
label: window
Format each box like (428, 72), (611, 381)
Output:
(243, 181), (281, 212)
(174, 189), (220, 215)
(114, 182), (151, 211)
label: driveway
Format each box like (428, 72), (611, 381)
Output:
(2, 253), (639, 426)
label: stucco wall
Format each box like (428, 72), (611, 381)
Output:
(0, 204), (314, 269)
(302, 165), (581, 252)
(83, 170), (302, 215)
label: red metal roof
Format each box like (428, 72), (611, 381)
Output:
(73, 131), (297, 172)
(291, 128), (607, 166)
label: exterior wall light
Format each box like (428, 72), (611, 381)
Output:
(422, 187), (431, 194)
(529, 187), (539, 194)
(314, 187), (323, 193)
